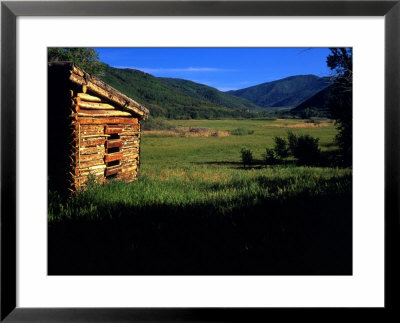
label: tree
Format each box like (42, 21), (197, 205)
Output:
(287, 132), (320, 165)
(300, 107), (318, 119)
(264, 148), (279, 165)
(327, 48), (352, 165)
(48, 48), (104, 75)
(240, 148), (253, 168)
(273, 136), (289, 158)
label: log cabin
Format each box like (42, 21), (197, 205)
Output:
(48, 62), (149, 193)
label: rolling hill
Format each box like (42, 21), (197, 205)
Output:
(97, 66), (333, 119)
(97, 65), (262, 119)
(227, 75), (332, 108)
(160, 77), (261, 111)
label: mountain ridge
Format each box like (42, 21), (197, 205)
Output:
(96, 66), (262, 119)
(289, 84), (333, 117)
(160, 77), (261, 111)
(227, 74), (332, 108)
(96, 65), (332, 119)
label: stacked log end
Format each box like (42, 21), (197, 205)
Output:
(70, 90), (142, 191)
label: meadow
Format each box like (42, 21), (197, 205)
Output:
(48, 118), (352, 275)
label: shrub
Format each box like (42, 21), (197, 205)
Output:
(240, 148), (253, 168)
(287, 131), (320, 165)
(300, 107), (318, 119)
(311, 118), (321, 125)
(305, 117), (321, 125)
(273, 136), (289, 158)
(264, 148), (279, 165)
(230, 128), (254, 136)
(287, 131), (298, 153)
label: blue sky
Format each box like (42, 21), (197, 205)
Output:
(95, 47), (332, 91)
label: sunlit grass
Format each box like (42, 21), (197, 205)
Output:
(49, 118), (351, 222)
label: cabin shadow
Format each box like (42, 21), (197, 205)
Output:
(48, 192), (352, 275)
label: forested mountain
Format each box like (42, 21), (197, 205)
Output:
(97, 66), (261, 119)
(227, 75), (332, 108)
(97, 66), (333, 119)
(289, 85), (333, 117)
(160, 77), (261, 111)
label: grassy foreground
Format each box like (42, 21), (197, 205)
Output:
(48, 119), (352, 275)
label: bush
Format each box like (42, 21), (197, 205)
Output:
(287, 132), (320, 165)
(264, 148), (279, 165)
(273, 136), (289, 158)
(240, 148), (253, 168)
(230, 128), (254, 136)
(300, 107), (318, 119)
(305, 117), (321, 125)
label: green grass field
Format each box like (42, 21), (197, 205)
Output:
(141, 118), (338, 172)
(49, 118), (349, 221)
(48, 119), (352, 275)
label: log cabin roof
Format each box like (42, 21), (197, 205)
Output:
(48, 61), (149, 120)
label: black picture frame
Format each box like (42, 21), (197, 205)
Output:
(1, 1), (399, 321)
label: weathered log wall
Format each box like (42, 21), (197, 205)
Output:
(72, 91), (141, 190)
(48, 62), (145, 193)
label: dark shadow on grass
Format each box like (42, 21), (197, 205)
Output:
(192, 160), (266, 170)
(192, 148), (347, 170)
(321, 142), (337, 148)
(193, 161), (243, 166)
(48, 192), (352, 275)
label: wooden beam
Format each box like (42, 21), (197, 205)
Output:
(122, 154), (139, 161)
(105, 152), (123, 162)
(78, 153), (105, 162)
(79, 138), (106, 147)
(69, 73), (85, 85)
(76, 164), (106, 176)
(121, 135), (139, 142)
(105, 126), (123, 134)
(77, 93), (102, 102)
(79, 146), (105, 155)
(78, 109), (131, 117)
(105, 167), (120, 177)
(69, 70), (148, 119)
(78, 117), (138, 125)
(78, 110), (132, 118)
(79, 125), (105, 132)
(72, 65), (84, 77)
(77, 101), (115, 110)
(123, 124), (140, 130)
(106, 140), (122, 149)
(78, 159), (104, 169)
(121, 147), (139, 155)
(122, 142), (139, 149)
(120, 165), (138, 173)
(121, 131), (140, 136)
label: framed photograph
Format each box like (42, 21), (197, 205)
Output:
(1, 0), (399, 321)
